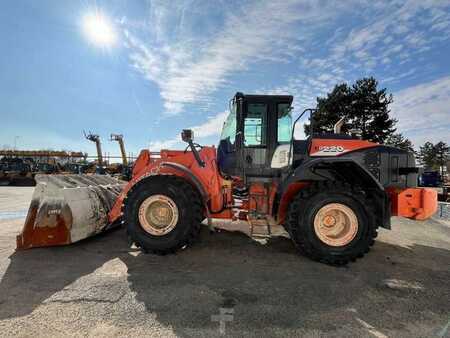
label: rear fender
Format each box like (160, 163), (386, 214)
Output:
(288, 158), (384, 190)
(276, 158), (390, 228)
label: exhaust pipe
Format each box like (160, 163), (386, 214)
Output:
(333, 117), (346, 134)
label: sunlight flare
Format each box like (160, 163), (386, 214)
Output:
(82, 11), (117, 47)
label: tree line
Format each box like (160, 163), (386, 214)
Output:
(307, 77), (449, 172)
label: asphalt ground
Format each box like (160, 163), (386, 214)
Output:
(0, 186), (449, 337)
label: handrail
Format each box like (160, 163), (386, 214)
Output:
(287, 108), (317, 169)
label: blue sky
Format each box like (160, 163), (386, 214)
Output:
(1, 0), (449, 158)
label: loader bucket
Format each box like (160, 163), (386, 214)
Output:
(16, 174), (126, 250)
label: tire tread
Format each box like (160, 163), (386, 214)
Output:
(286, 181), (379, 265)
(123, 175), (203, 255)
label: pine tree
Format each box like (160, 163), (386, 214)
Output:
(385, 133), (414, 152)
(306, 77), (397, 143)
(417, 142), (449, 170)
(435, 141), (450, 175)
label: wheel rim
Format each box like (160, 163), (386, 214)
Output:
(313, 203), (358, 247)
(138, 195), (179, 236)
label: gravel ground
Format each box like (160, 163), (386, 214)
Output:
(0, 186), (449, 337)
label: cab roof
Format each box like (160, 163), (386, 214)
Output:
(234, 92), (293, 104)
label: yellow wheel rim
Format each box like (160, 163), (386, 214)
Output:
(138, 195), (179, 236)
(313, 203), (358, 247)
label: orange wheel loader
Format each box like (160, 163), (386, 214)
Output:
(17, 92), (438, 265)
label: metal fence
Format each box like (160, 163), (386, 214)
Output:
(435, 202), (450, 221)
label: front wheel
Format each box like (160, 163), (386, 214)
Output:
(123, 176), (203, 254)
(286, 182), (378, 265)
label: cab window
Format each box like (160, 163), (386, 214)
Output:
(220, 101), (237, 144)
(277, 103), (292, 143)
(244, 103), (267, 146)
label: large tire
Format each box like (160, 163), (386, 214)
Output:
(123, 176), (203, 254)
(286, 181), (378, 265)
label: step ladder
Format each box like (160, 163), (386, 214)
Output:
(249, 215), (272, 239)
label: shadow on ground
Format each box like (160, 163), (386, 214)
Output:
(1, 226), (449, 336)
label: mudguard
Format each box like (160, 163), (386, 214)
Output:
(282, 157), (384, 191)
(276, 158), (389, 227)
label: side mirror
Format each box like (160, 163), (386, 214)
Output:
(181, 129), (194, 143)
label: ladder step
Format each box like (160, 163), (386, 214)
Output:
(249, 218), (272, 238)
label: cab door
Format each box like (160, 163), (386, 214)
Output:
(239, 99), (279, 179)
(217, 93), (293, 180)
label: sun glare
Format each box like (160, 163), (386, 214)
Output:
(82, 11), (117, 48)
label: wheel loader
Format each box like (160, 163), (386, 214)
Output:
(17, 92), (437, 265)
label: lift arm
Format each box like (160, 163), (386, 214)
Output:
(110, 134), (128, 166)
(84, 131), (103, 165)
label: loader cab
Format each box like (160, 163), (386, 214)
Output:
(217, 92), (294, 180)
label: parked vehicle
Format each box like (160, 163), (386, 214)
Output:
(419, 171), (442, 187)
(17, 92), (437, 265)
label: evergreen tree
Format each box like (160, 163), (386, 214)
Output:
(418, 141), (449, 172)
(306, 77), (397, 143)
(435, 141), (450, 174)
(385, 133), (414, 152)
(418, 142), (436, 168)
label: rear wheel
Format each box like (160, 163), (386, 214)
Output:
(123, 176), (203, 254)
(286, 182), (377, 265)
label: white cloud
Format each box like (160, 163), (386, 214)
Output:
(264, 0), (450, 112)
(383, 68), (416, 83)
(337, 0), (449, 67)
(124, 0), (356, 115)
(404, 127), (450, 147)
(149, 111), (228, 150)
(148, 138), (180, 151)
(126, 0), (450, 151)
(191, 111), (228, 138)
(391, 75), (450, 146)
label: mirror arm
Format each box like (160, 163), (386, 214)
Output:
(181, 129), (205, 167)
(188, 139), (205, 167)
